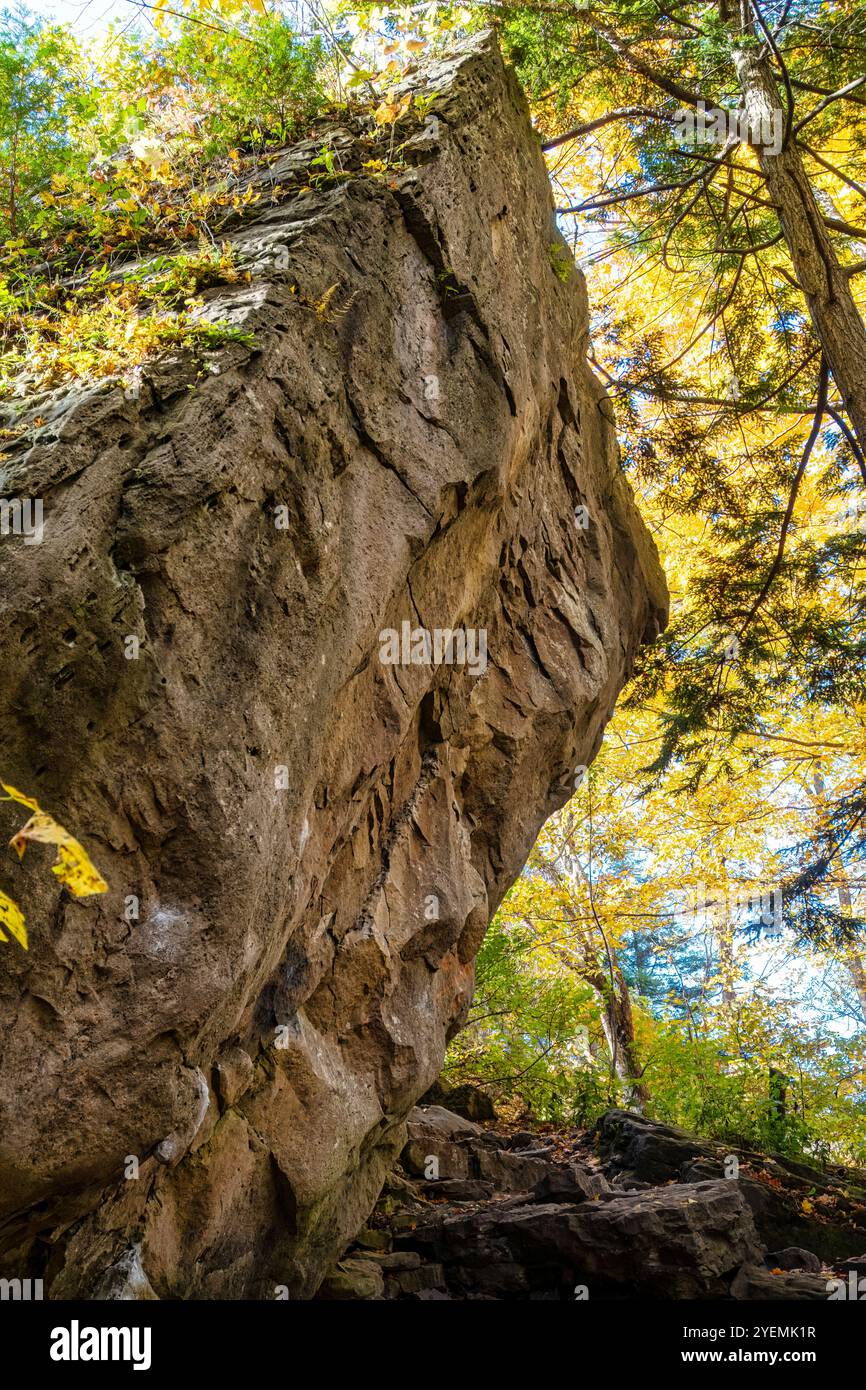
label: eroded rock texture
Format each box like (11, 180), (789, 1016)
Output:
(0, 33), (666, 1298)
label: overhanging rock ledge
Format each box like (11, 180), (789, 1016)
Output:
(0, 31), (667, 1298)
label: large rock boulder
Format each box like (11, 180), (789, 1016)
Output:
(406, 1181), (762, 1299)
(593, 1109), (866, 1264)
(402, 1104), (565, 1193)
(0, 34), (666, 1298)
(592, 1110), (708, 1184)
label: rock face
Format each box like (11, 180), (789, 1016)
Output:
(0, 34), (666, 1298)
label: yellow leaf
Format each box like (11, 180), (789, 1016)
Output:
(6, 799), (108, 898)
(0, 889), (26, 950)
(51, 842), (109, 897)
(406, 39), (426, 52)
(0, 781), (39, 811)
(374, 101), (401, 126)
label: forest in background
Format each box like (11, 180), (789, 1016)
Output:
(2, 0), (866, 1166)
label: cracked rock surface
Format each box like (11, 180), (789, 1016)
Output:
(0, 33), (666, 1298)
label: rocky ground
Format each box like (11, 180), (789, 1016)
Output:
(319, 1106), (866, 1300)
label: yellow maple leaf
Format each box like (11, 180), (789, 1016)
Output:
(1, 782), (108, 899)
(0, 889), (26, 950)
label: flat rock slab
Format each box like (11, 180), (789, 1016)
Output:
(406, 1179), (761, 1298)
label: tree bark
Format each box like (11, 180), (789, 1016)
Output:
(731, 39), (866, 449)
(717, 917), (737, 1011)
(580, 946), (650, 1110)
(812, 767), (866, 1023)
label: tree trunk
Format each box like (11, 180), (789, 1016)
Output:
(717, 917), (737, 1011)
(731, 39), (866, 449)
(8, 129), (17, 239)
(812, 767), (866, 1023)
(581, 947), (650, 1111)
